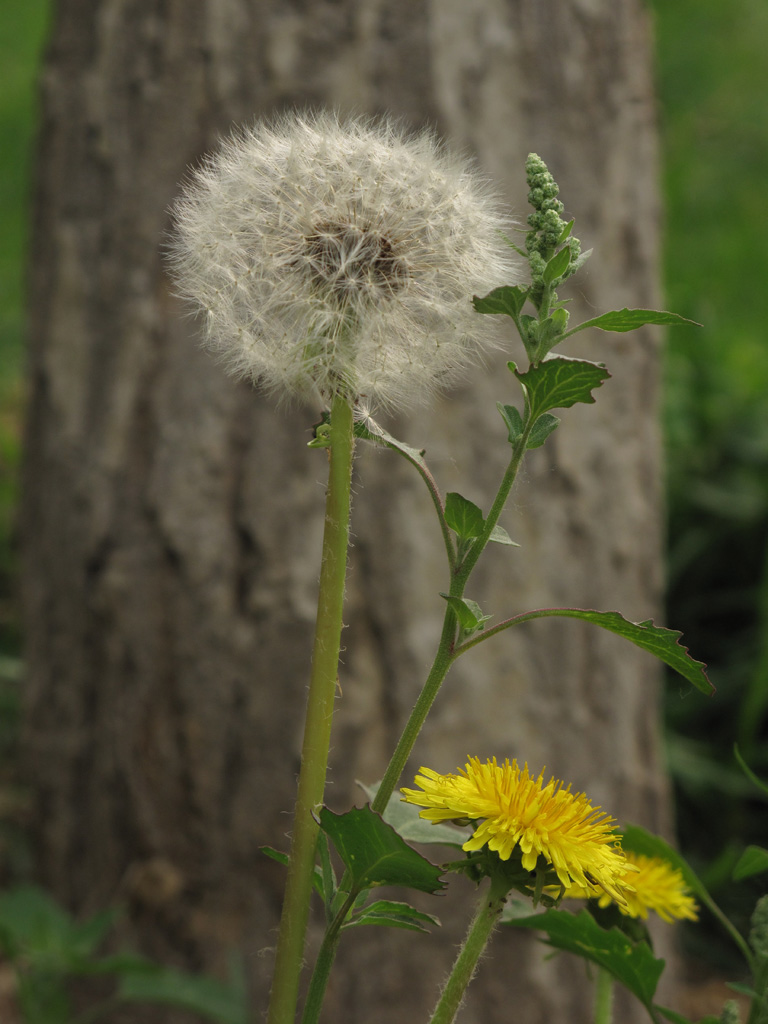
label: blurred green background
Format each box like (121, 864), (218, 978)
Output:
(1, 0), (767, 974)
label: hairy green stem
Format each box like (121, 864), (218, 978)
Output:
(593, 968), (614, 1024)
(267, 394), (355, 1024)
(300, 891), (357, 1024)
(429, 871), (510, 1024)
(372, 431), (530, 816)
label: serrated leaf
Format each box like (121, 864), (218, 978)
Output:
(473, 285), (528, 318)
(543, 245), (572, 284)
(567, 308), (700, 337)
(513, 356), (611, 418)
(358, 782), (469, 849)
(262, 847), (325, 900)
(503, 907), (664, 1014)
(517, 608), (711, 694)
(497, 402), (524, 444)
(733, 845), (768, 881)
(445, 492), (485, 539)
(526, 413), (560, 449)
(489, 525), (519, 546)
(345, 899), (440, 933)
(317, 806), (445, 895)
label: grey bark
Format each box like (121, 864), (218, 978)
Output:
(21, 0), (673, 1021)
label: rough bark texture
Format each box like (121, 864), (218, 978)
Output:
(22, 1), (671, 1021)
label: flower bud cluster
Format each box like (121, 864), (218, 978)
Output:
(168, 111), (517, 412)
(524, 153), (582, 301)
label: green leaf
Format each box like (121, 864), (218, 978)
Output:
(445, 492), (485, 540)
(261, 847), (325, 901)
(733, 845), (768, 881)
(317, 831), (338, 915)
(0, 885), (115, 969)
(516, 608), (711, 694)
(558, 219), (574, 244)
(497, 402), (524, 445)
(503, 906), (664, 1014)
(734, 745), (768, 797)
(655, 1006), (716, 1024)
(317, 806), (445, 895)
(345, 899), (440, 933)
(440, 594), (491, 635)
(489, 524), (519, 546)
(543, 245), (572, 285)
(118, 963), (248, 1024)
(473, 285), (528, 318)
(526, 413), (560, 449)
(566, 308), (700, 337)
(513, 356), (611, 418)
(357, 782), (469, 849)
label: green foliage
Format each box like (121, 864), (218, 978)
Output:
(502, 903), (665, 1019)
(651, 0), (768, 974)
(0, 884), (248, 1024)
(511, 355), (611, 417)
(316, 805), (445, 896)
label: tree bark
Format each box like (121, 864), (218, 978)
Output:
(21, 1), (672, 1021)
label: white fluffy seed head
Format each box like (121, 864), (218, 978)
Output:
(168, 110), (518, 412)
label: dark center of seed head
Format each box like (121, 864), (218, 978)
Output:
(303, 221), (407, 300)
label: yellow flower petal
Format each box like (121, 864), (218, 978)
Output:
(402, 757), (630, 903)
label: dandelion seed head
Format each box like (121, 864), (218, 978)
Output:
(168, 110), (518, 411)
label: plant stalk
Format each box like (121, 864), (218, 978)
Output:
(429, 871), (510, 1024)
(267, 394), (355, 1024)
(371, 432), (530, 816)
(300, 891), (358, 1024)
(593, 967), (614, 1024)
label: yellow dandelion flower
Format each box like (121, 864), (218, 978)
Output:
(401, 757), (630, 903)
(578, 851), (698, 923)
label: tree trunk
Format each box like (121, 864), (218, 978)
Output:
(21, 1), (671, 1021)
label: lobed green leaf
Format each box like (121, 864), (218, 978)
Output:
(317, 806), (445, 895)
(513, 356), (611, 418)
(519, 608), (711, 694)
(502, 905), (665, 1015)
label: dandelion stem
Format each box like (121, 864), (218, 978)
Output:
(267, 394), (355, 1024)
(593, 968), (614, 1024)
(429, 870), (510, 1024)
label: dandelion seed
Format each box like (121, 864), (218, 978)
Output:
(168, 110), (517, 412)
